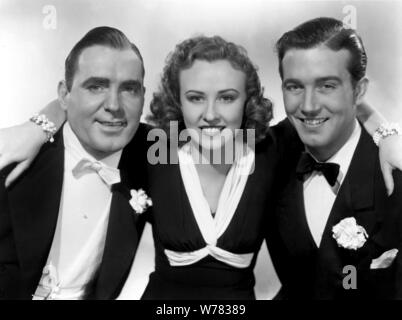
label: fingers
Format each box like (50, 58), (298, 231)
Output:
(5, 160), (31, 188)
(381, 162), (395, 196)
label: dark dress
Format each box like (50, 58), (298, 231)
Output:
(141, 134), (280, 300)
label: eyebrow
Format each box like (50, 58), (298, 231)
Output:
(218, 89), (240, 94)
(184, 89), (240, 94)
(81, 77), (143, 88)
(283, 76), (342, 85)
(120, 80), (143, 88)
(282, 78), (302, 86)
(81, 77), (110, 87)
(315, 76), (342, 83)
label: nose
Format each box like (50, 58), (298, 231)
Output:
(203, 99), (220, 123)
(300, 88), (320, 115)
(104, 88), (121, 112)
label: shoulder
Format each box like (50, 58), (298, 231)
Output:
(270, 118), (299, 144)
(6, 129), (64, 179)
(389, 170), (402, 203)
(0, 130), (64, 198)
(123, 122), (154, 154)
(269, 119), (303, 170)
(130, 122), (154, 144)
(365, 126), (402, 209)
(0, 163), (16, 182)
(137, 122), (154, 136)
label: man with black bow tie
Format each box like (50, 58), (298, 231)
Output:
(0, 26), (149, 299)
(268, 17), (402, 299)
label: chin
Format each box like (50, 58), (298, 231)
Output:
(299, 136), (321, 149)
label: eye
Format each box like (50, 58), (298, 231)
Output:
(284, 84), (303, 93)
(122, 85), (142, 96)
(218, 94), (237, 103)
(318, 82), (337, 92)
(186, 94), (204, 103)
(87, 84), (106, 93)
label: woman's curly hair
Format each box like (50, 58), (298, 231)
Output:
(147, 35), (273, 143)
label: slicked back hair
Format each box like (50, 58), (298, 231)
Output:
(64, 26), (145, 91)
(276, 17), (367, 86)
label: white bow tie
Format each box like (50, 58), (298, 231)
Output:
(72, 159), (121, 186)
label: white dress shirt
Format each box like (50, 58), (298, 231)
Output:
(33, 123), (122, 300)
(304, 121), (361, 247)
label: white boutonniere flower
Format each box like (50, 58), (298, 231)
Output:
(332, 217), (368, 250)
(129, 189), (152, 214)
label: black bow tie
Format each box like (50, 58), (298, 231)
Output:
(296, 152), (340, 187)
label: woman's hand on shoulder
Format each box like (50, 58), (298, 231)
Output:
(379, 134), (402, 195)
(0, 121), (47, 187)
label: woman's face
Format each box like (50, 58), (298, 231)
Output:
(179, 59), (247, 151)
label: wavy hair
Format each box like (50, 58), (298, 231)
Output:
(147, 35), (272, 143)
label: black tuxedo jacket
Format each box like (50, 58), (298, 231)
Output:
(0, 123), (150, 300)
(268, 120), (402, 300)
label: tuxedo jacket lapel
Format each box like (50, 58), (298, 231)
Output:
(313, 177), (354, 298)
(275, 126), (380, 299)
(92, 125), (149, 299)
(280, 127), (378, 256)
(93, 178), (140, 299)
(318, 127), (378, 255)
(313, 128), (379, 298)
(344, 128), (376, 227)
(276, 162), (354, 298)
(8, 131), (64, 293)
(276, 172), (318, 254)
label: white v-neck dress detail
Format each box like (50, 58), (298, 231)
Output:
(164, 143), (255, 268)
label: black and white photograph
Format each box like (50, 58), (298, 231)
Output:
(0, 0), (402, 306)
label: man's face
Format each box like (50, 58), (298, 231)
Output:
(59, 45), (144, 159)
(281, 45), (366, 160)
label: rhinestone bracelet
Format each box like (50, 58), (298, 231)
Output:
(373, 122), (401, 146)
(29, 113), (57, 143)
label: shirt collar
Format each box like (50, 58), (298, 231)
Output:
(63, 122), (122, 170)
(304, 120), (361, 193)
(325, 120), (361, 186)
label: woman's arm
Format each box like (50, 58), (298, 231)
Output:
(0, 99), (66, 187)
(357, 101), (402, 195)
(356, 101), (388, 135)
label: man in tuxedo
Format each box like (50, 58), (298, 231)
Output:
(269, 17), (402, 299)
(0, 26), (149, 299)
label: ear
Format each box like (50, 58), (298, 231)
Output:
(57, 80), (69, 111)
(354, 77), (369, 105)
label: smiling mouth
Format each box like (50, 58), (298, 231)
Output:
(200, 126), (225, 136)
(297, 117), (329, 127)
(97, 120), (127, 127)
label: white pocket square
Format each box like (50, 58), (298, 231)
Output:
(370, 248), (399, 269)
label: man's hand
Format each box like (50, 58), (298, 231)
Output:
(0, 122), (47, 187)
(379, 134), (402, 195)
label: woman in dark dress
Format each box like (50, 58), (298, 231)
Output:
(141, 35), (277, 299)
